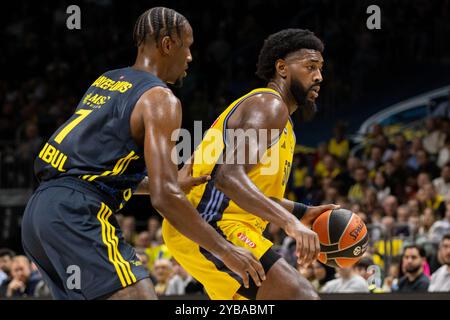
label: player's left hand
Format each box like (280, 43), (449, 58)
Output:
(178, 155), (211, 193)
(300, 204), (340, 228)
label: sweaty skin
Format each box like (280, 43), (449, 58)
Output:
(111, 22), (265, 299)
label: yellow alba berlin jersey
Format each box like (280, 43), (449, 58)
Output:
(162, 88), (296, 299)
(188, 88), (296, 232)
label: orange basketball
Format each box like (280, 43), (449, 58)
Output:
(312, 208), (368, 268)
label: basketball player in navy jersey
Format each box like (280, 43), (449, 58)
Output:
(21, 7), (265, 300)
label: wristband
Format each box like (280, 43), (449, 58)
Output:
(293, 202), (309, 220)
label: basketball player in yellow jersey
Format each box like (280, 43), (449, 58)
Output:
(162, 29), (339, 300)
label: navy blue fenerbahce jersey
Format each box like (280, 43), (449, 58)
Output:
(34, 67), (167, 209)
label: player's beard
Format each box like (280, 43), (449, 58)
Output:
(290, 78), (317, 122)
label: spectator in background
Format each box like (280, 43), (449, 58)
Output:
(120, 216), (137, 246)
(328, 122), (350, 160)
(135, 231), (152, 251)
(380, 216), (397, 237)
(415, 149), (441, 179)
(428, 201), (450, 245)
(382, 257), (401, 292)
(396, 245), (430, 293)
(417, 172), (432, 193)
(323, 184), (339, 204)
(147, 216), (161, 246)
(315, 153), (341, 180)
(382, 158), (407, 201)
(440, 118), (450, 141)
(437, 137), (450, 169)
(433, 163), (450, 197)
(389, 150), (413, 200)
(393, 133), (409, 156)
(348, 165), (373, 203)
(312, 141), (328, 170)
(422, 183), (446, 219)
(374, 171), (391, 203)
(397, 205), (411, 225)
(321, 266), (369, 293)
(420, 207), (437, 236)
(166, 259), (203, 295)
(363, 123), (384, 150)
(146, 228), (172, 273)
(362, 188), (379, 215)
(406, 137), (424, 170)
(0, 249), (15, 286)
(375, 134), (395, 163)
(405, 214), (429, 248)
(423, 118), (446, 157)
(366, 144), (384, 173)
(334, 156), (359, 196)
(289, 153), (310, 199)
(382, 195), (399, 217)
(428, 234), (450, 292)
(153, 259), (173, 296)
(395, 205), (411, 237)
(295, 175), (321, 206)
(311, 261), (335, 292)
(0, 256), (50, 298)
(407, 199), (421, 216)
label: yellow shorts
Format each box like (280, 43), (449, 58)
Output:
(162, 218), (277, 300)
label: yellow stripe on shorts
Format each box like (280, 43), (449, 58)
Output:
(97, 203), (136, 287)
(102, 205), (137, 284)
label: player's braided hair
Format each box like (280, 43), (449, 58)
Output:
(133, 7), (188, 47)
(256, 29), (324, 81)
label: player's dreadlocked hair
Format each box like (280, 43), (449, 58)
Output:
(256, 29), (324, 81)
(133, 7), (188, 47)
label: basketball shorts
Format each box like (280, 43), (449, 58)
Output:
(162, 218), (281, 300)
(21, 176), (149, 300)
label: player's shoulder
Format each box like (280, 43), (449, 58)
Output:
(139, 86), (180, 107)
(245, 89), (284, 104)
(104, 67), (167, 86)
(134, 86), (181, 125)
(240, 89), (289, 123)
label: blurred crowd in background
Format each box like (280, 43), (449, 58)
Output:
(1, 0), (450, 298)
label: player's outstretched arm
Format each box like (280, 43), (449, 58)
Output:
(214, 95), (319, 266)
(131, 87), (265, 288)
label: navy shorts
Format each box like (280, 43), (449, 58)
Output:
(21, 176), (149, 300)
